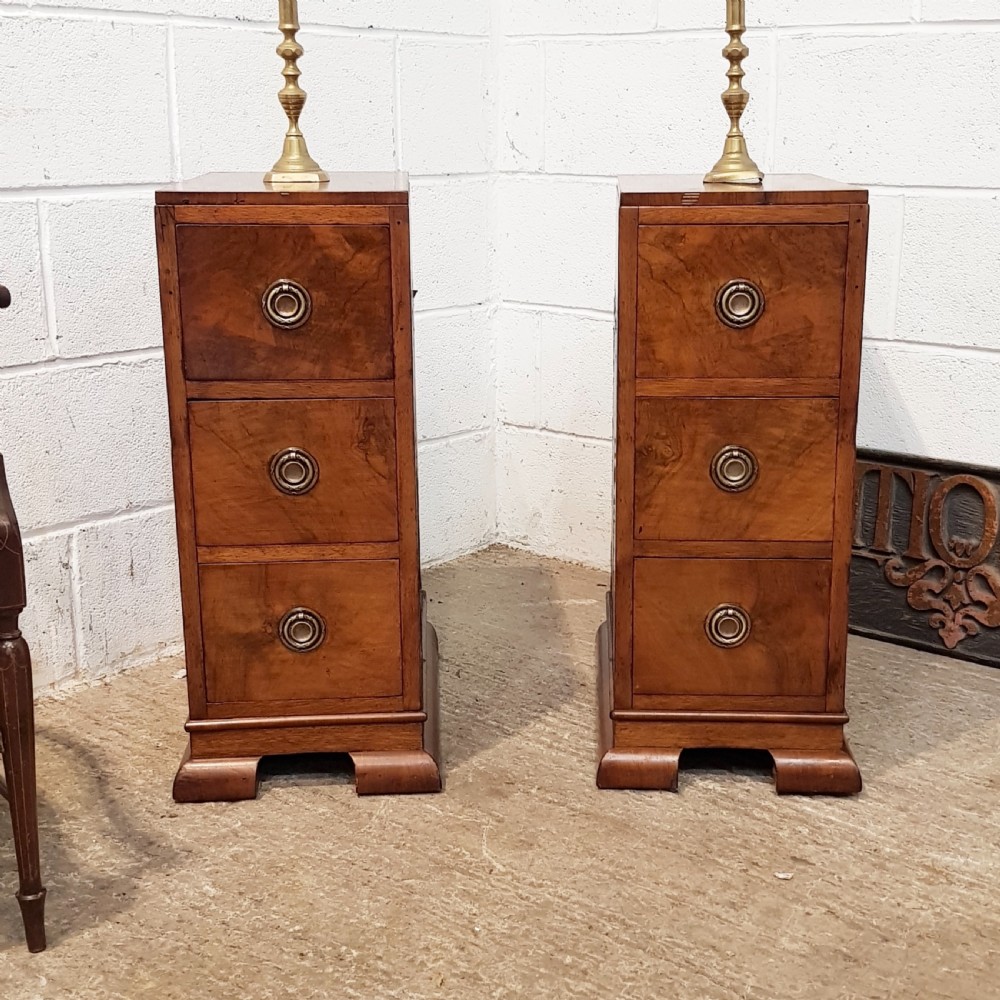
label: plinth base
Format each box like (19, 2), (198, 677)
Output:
(595, 618), (861, 797)
(173, 614), (442, 803)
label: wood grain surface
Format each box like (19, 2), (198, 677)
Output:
(177, 224), (393, 381)
(632, 557), (832, 700)
(199, 559), (403, 705)
(634, 396), (839, 542)
(636, 223), (848, 379)
(189, 397), (399, 546)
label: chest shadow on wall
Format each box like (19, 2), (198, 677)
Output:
(852, 452), (1000, 668)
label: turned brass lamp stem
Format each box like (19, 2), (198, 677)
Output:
(265, 0), (328, 185)
(704, 0), (763, 186)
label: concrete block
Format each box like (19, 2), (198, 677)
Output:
(775, 32), (1000, 187)
(506, 0), (658, 35)
(174, 27), (394, 177)
(896, 197), (1000, 351)
(498, 42), (545, 172)
(498, 427), (612, 568)
(19, 532), (76, 692)
(922, 0), (999, 19)
(496, 178), (617, 311)
(0, 15), (170, 187)
(496, 308), (539, 429)
(418, 432), (495, 564)
(22, 1), (491, 32)
(657, 3), (722, 30)
(75, 507), (181, 678)
(410, 179), (492, 311)
(0, 200), (50, 367)
(44, 197), (162, 358)
(0, 359), (173, 531)
(414, 309), (493, 441)
(315, 0), (491, 34)
(859, 343), (1000, 468)
(864, 193), (905, 341)
(399, 41), (491, 174)
(754, 0), (911, 25)
(544, 35), (773, 175)
(538, 312), (614, 440)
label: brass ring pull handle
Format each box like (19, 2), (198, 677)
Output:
(278, 607), (327, 654)
(262, 279), (312, 330)
(716, 279), (764, 329)
(710, 446), (758, 493)
(705, 605), (752, 649)
(0, 284), (11, 309)
(269, 448), (319, 495)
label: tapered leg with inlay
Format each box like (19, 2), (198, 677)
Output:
(0, 613), (47, 953)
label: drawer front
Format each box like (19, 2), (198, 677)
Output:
(636, 224), (848, 379)
(635, 396), (838, 542)
(190, 398), (398, 546)
(177, 224), (393, 381)
(200, 559), (403, 705)
(633, 558), (830, 698)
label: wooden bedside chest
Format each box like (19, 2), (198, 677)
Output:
(155, 173), (441, 802)
(598, 176), (869, 795)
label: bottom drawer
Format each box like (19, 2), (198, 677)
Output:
(633, 557), (831, 699)
(199, 560), (403, 705)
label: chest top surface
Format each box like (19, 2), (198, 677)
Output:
(156, 172), (409, 206)
(619, 174), (868, 207)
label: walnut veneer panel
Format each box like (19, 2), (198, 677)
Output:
(200, 560), (403, 705)
(177, 224), (393, 381)
(634, 396), (839, 542)
(189, 398), (398, 546)
(636, 224), (847, 379)
(633, 558), (831, 699)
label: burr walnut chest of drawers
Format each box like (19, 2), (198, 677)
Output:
(155, 173), (441, 802)
(597, 176), (870, 795)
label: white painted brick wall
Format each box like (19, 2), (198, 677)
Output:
(2, 1), (997, 692)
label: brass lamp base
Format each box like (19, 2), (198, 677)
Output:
(705, 1), (764, 187)
(265, 1), (328, 188)
(704, 136), (764, 186)
(265, 171), (330, 186)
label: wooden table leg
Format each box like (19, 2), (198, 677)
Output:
(0, 611), (47, 953)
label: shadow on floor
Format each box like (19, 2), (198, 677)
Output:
(0, 726), (181, 952)
(426, 548), (607, 772)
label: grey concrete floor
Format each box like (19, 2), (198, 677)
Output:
(1, 547), (999, 999)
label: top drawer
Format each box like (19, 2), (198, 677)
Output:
(177, 224), (394, 381)
(636, 224), (848, 379)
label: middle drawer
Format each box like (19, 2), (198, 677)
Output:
(634, 396), (838, 542)
(190, 397), (399, 546)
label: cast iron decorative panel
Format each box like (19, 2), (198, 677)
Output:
(851, 451), (1000, 668)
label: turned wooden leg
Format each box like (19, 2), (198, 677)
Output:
(173, 743), (261, 803)
(771, 742), (863, 796)
(0, 616), (47, 953)
(350, 751), (442, 795)
(597, 748), (681, 791)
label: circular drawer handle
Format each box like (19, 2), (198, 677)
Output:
(716, 279), (765, 329)
(278, 607), (327, 654)
(269, 448), (319, 495)
(710, 445), (759, 493)
(705, 605), (752, 649)
(262, 279), (312, 330)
